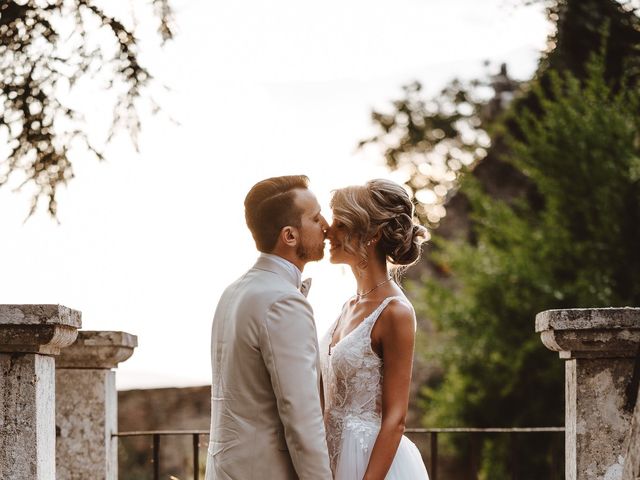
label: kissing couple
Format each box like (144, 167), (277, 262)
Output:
(205, 175), (430, 480)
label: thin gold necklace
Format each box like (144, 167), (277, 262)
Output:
(328, 277), (393, 356)
(357, 278), (392, 299)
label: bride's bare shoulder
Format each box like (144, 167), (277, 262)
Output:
(375, 297), (416, 337)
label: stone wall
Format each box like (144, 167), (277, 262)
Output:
(116, 384), (431, 479)
(117, 386), (211, 479)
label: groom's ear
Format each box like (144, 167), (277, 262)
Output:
(280, 226), (298, 248)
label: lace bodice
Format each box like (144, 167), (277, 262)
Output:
(320, 296), (406, 473)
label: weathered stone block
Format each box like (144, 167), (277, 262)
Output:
(536, 307), (640, 480)
(0, 304), (81, 480)
(537, 307), (640, 359)
(0, 305), (81, 355)
(56, 369), (117, 480)
(621, 382), (640, 480)
(0, 354), (55, 479)
(57, 331), (137, 369)
(566, 358), (632, 479)
(56, 330), (137, 480)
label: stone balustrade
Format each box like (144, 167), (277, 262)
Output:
(0, 305), (137, 480)
(536, 307), (640, 480)
(0, 304), (82, 480)
(56, 330), (138, 480)
(3, 302), (639, 479)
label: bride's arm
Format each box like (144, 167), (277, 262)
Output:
(363, 301), (416, 480)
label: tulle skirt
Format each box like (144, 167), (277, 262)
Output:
(333, 418), (429, 480)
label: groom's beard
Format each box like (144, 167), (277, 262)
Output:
(297, 235), (325, 262)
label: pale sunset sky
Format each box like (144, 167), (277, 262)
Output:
(0, 0), (552, 389)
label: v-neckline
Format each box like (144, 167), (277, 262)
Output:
(328, 296), (400, 354)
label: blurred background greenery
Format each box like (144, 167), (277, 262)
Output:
(362, 1), (640, 477)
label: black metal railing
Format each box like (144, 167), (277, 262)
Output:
(404, 427), (564, 480)
(115, 430), (207, 480)
(115, 426), (564, 480)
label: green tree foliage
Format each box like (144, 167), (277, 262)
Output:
(0, 0), (173, 217)
(420, 51), (640, 478)
(358, 71), (519, 228)
(362, 1), (640, 476)
(363, 1), (640, 231)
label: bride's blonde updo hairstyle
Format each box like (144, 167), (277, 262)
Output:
(330, 179), (428, 269)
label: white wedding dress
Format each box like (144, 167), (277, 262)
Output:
(320, 296), (429, 480)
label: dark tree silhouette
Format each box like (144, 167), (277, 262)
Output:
(0, 0), (173, 217)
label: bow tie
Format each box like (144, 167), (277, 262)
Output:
(300, 278), (312, 298)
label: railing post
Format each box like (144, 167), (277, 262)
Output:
(550, 437), (557, 480)
(153, 434), (160, 480)
(193, 433), (200, 480)
(430, 431), (438, 480)
(510, 432), (517, 480)
(55, 331), (137, 480)
(536, 307), (640, 480)
(0, 304), (81, 480)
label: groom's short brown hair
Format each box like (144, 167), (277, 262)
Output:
(244, 175), (310, 253)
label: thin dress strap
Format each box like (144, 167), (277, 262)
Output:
(364, 295), (407, 335)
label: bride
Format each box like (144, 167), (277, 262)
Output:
(320, 178), (430, 480)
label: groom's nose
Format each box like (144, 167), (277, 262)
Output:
(320, 215), (329, 233)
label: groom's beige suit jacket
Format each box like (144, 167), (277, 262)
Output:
(204, 254), (332, 480)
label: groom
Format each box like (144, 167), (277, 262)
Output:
(205, 175), (333, 480)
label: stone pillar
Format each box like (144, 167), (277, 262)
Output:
(0, 304), (82, 480)
(622, 383), (640, 480)
(55, 331), (138, 480)
(536, 307), (640, 480)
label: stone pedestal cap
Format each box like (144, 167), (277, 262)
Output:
(536, 307), (640, 359)
(0, 304), (82, 355)
(56, 330), (138, 369)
